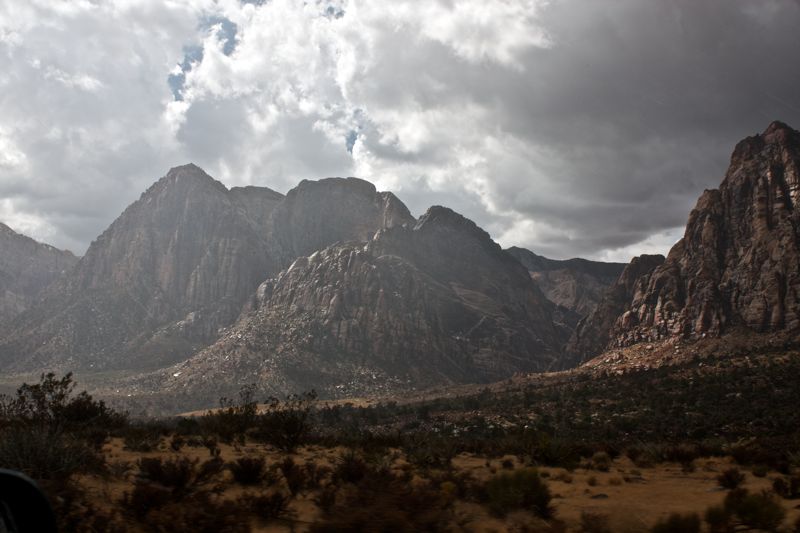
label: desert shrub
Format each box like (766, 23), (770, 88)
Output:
(309, 468), (450, 532)
(201, 383), (259, 444)
(228, 456), (267, 485)
(334, 449), (370, 484)
(303, 460), (331, 490)
(314, 485), (338, 513)
(751, 464), (769, 477)
(203, 436), (221, 457)
(501, 458), (514, 470)
(42, 479), (129, 533)
(122, 481), (173, 519)
(108, 460), (132, 479)
(717, 467), (745, 490)
(651, 512), (701, 533)
(169, 434), (185, 452)
(772, 474), (800, 498)
(0, 426), (102, 481)
(586, 475), (598, 486)
(705, 488), (786, 532)
(238, 492), (291, 522)
(528, 433), (581, 469)
(484, 468), (553, 519)
(403, 434), (456, 469)
(254, 390), (317, 452)
(579, 511), (611, 533)
(704, 504), (729, 533)
(196, 457), (225, 484)
(663, 443), (701, 465)
(137, 457), (198, 493)
(0, 372), (126, 433)
(590, 451), (611, 472)
(121, 425), (162, 452)
(136, 491), (248, 533)
(280, 456), (308, 495)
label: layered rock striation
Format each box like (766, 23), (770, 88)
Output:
(569, 121), (800, 361)
(160, 206), (562, 401)
(506, 246), (625, 330)
(0, 168), (422, 373)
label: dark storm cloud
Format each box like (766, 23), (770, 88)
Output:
(404, 0), (800, 259)
(1, 0), (799, 262)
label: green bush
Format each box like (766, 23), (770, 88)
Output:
(484, 468), (553, 519)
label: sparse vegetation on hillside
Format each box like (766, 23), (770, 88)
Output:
(1, 360), (799, 532)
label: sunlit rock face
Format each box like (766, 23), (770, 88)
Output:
(568, 121), (800, 362)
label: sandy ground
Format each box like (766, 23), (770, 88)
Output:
(71, 438), (800, 532)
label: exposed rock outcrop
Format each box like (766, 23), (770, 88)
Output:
(506, 246), (625, 330)
(0, 168), (421, 373)
(158, 206), (562, 403)
(568, 121), (800, 361)
(0, 223), (77, 324)
(0, 165), (283, 371)
(269, 177), (415, 265)
(565, 254), (664, 363)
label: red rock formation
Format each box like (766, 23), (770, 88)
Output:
(569, 121), (800, 361)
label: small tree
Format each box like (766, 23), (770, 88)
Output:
(255, 390), (317, 452)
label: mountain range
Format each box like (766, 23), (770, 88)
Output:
(0, 121), (797, 409)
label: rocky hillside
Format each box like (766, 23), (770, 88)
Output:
(0, 167), (419, 373)
(506, 247), (624, 329)
(568, 121), (800, 361)
(565, 254), (664, 364)
(0, 223), (77, 324)
(155, 206), (562, 404)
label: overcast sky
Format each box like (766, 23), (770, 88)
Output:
(1, 0), (799, 261)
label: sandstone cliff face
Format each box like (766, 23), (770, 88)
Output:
(0, 223), (77, 324)
(269, 177), (415, 265)
(159, 206), (561, 402)
(0, 164), (283, 371)
(506, 246), (625, 329)
(569, 121), (800, 361)
(0, 168), (421, 373)
(565, 254), (664, 363)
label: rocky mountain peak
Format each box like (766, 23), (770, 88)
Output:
(160, 205), (562, 404)
(568, 121), (800, 361)
(270, 177), (415, 263)
(0, 224), (77, 324)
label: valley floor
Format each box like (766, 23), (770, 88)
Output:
(74, 437), (798, 532)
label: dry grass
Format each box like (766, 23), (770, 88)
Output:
(64, 438), (800, 532)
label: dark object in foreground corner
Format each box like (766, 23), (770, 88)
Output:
(0, 469), (57, 532)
